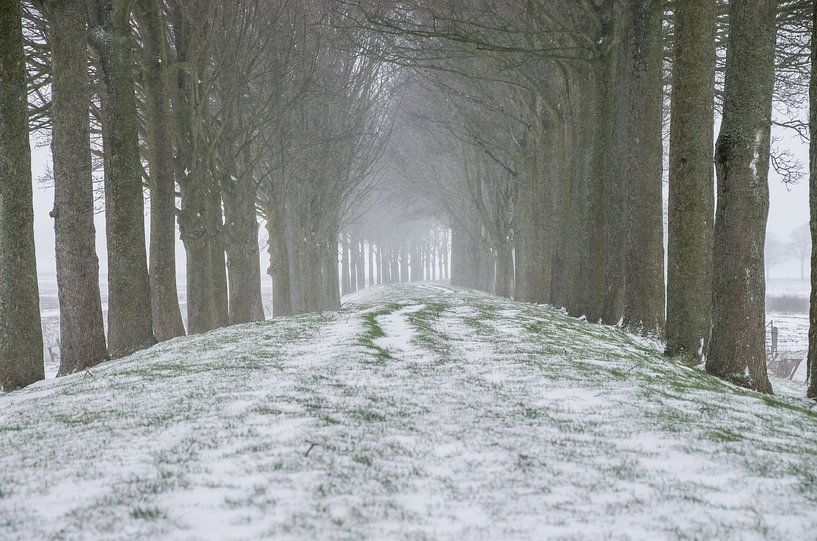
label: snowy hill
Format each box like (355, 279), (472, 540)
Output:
(1, 283), (816, 540)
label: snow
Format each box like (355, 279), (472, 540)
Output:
(750, 129), (762, 179)
(2, 283), (817, 539)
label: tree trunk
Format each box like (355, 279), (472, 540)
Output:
(411, 239), (423, 282)
(0, 0), (44, 389)
(357, 240), (366, 290)
(283, 193), (304, 313)
(223, 180), (262, 324)
(495, 239), (514, 298)
(88, 0), (156, 357)
(367, 240), (374, 286)
(266, 202), (292, 317)
(400, 244), (409, 283)
(665, 0), (716, 360)
(620, 0), (665, 333)
(706, 0), (776, 394)
(206, 185), (229, 327)
(807, 0), (817, 399)
(135, 0), (185, 341)
(47, 0), (108, 375)
(171, 3), (215, 334)
(341, 234), (351, 296)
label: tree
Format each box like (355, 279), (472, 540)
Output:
(765, 232), (787, 279)
(45, 0), (109, 373)
(620, 0), (665, 334)
(807, 0), (817, 399)
(87, 0), (156, 357)
(706, 0), (776, 394)
(665, 0), (716, 361)
(135, 0), (186, 341)
(788, 223), (810, 280)
(0, 0), (44, 389)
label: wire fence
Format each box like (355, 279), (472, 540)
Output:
(766, 320), (806, 380)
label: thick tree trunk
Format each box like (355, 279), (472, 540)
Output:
(283, 194), (305, 313)
(223, 181), (262, 324)
(599, 12), (628, 326)
(171, 4), (215, 334)
(665, 0), (716, 360)
(515, 107), (556, 304)
(319, 231), (341, 310)
(136, 0), (185, 341)
(266, 202), (292, 317)
(88, 0), (156, 357)
(206, 186), (229, 327)
(565, 66), (597, 318)
(47, 0), (108, 375)
(807, 0), (817, 399)
(549, 114), (574, 309)
(301, 228), (321, 312)
(179, 185), (215, 332)
(0, 0), (44, 389)
(706, 0), (776, 394)
(495, 239), (514, 298)
(620, 0), (665, 333)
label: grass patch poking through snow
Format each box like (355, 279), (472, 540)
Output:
(1, 282), (816, 540)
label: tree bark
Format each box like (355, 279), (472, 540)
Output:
(266, 201), (292, 317)
(206, 185), (229, 327)
(807, 0), (817, 399)
(706, 0), (776, 394)
(223, 179), (262, 324)
(620, 0), (665, 333)
(665, 0), (716, 361)
(0, 0), (44, 389)
(171, 4), (216, 334)
(46, 0), (109, 375)
(88, 0), (156, 357)
(341, 234), (351, 295)
(135, 0), (186, 341)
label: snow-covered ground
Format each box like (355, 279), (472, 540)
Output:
(3, 283), (817, 540)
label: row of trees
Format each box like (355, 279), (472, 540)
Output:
(337, 223), (451, 298)
(2, 0), (817, 400)
(343, 0), (815, 396)
(0, 0), (397, 389)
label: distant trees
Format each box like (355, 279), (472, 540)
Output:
(765, 233), (787, 279)
(788, 223), (811, 280)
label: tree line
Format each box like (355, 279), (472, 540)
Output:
(1, 0), (817, 401)
(343, 0), (815, 397)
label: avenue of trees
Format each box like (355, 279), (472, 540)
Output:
(1, 0), (816, 400)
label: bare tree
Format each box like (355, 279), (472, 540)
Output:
(665, 0), (716, 361)
(0, 0), (44, 389)
(706, 0), (776, 394)
(788, 223), (810, 280)
(45, 0), (109, 373)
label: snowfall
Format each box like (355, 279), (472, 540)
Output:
(1, 283), (817, 540)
